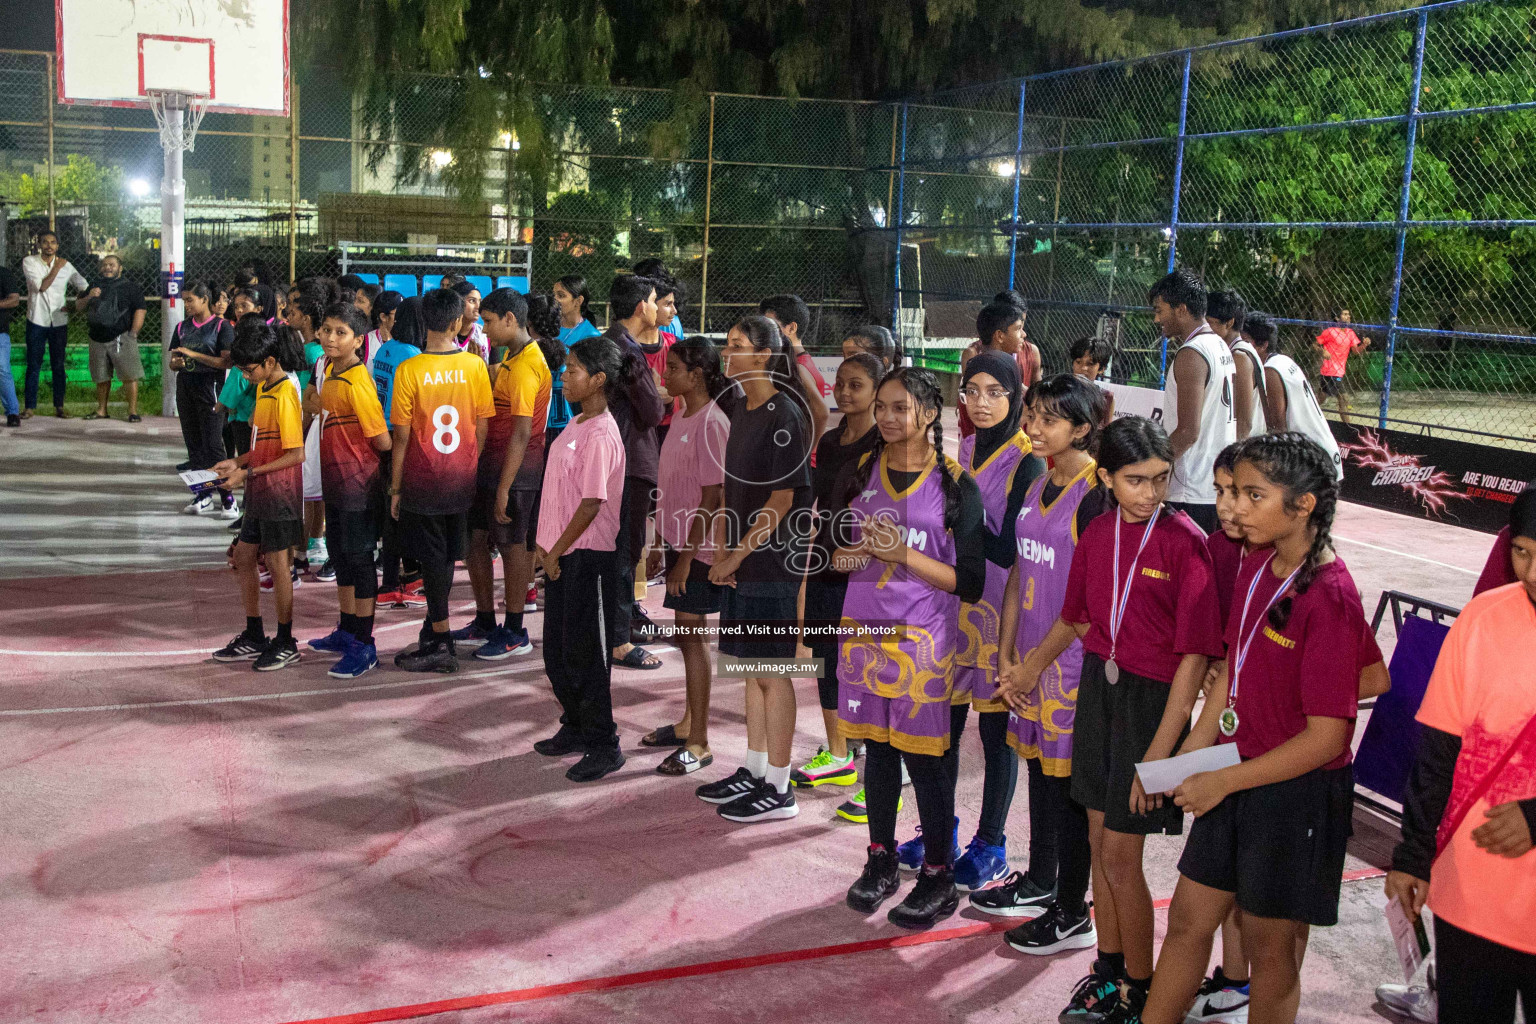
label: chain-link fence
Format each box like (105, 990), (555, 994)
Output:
(890, 0), (1536, 449)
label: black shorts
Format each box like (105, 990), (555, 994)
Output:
(1167, 501), (1218, 536)
(238, 514), (306, 554)
(1070, 652), (1189, 836)
(469, 487), (539, 548)
(398, 508), (468, 566)
(660, 547), (723, 616)
(1178, 764), (1354, 926)
(718, 580), (801, 660)
(810, 641), (839, 710)
(1317, 374), (1345, 397)
(323, 503), (382, 554)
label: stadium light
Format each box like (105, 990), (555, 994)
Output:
(430, 149), (453, 169)
(128, 177), (152, 198)
(994, 161), (1015, 177)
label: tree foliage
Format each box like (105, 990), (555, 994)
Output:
(0, 154), (128, 247)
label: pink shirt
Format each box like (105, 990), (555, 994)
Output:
(655, 402), (730, 565)
(535, 409), (626, 553)
(1316, 326), (1363, 377)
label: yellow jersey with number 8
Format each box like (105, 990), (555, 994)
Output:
(389, 350), (494, 514)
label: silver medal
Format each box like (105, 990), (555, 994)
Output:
(1218, 706), (1239, 737)
(1105, 658), (1120, 685)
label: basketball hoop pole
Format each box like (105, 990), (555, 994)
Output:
(157, 93), (189, 418)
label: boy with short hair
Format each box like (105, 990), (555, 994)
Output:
(1069, 336), (1113, 381)
(389, 288), (495, 673)
(1315, 308), (1370, 424)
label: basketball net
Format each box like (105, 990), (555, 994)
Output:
(146, 90), (212, 153)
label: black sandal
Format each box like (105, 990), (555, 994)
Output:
(657, 747), (713, 776)
(641, 723), (684, 747)
(614, 646), (662, 670)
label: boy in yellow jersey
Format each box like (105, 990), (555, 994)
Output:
(453, 288), (552, 660)
(213, 319), (308, 671)
(389, 288), (495, 672)
(307, 302), (392, 678)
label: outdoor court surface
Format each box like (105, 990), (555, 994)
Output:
(0, 417), (1498, 1024)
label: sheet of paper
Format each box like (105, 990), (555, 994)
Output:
(1385, 898), (1430, 982)
(1134, 742), (1241, 795)
(179, 469), (221, 494)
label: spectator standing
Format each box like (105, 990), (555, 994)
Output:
(21, 230), (89, 419)
(0, 264), (20, 426)
(1315, 309), (1370, 424)
(78, 254), (148, 422)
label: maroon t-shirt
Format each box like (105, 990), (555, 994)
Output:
(1221, 556), (1364, 766)
(1062, 507), (1225, 683)
(1474, 526), (1516, 597)
(1206, 529), (1251, 632)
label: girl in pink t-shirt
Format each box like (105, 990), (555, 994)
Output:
(1142, 432), (1365, 1024)
(645, 338), (732, 776)
(533, 335), (629, 783)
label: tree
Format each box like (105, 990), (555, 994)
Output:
(0, 153), (129, 248)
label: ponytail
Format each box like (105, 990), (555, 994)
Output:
(671, 334), (729, 399)
(1235, 432), (1340, 630)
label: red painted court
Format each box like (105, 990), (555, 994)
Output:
(0, 419), (1495, 1023)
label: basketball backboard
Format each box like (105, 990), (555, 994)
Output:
(57, 0), (289, 115)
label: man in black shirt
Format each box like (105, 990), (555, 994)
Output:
(77, 255), (148, 421)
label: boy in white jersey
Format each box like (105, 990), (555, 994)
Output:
(1148, 269), (1234, 534)
(1205, 288), (1265, 440)
(1243, 311), (1344, 481)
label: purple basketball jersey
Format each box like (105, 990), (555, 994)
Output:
(1007, 462), (1097, 776)
(838, 450), (960, 756)
(956, 429), (1033, 710)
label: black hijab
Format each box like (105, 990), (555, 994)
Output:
(963, 349), (1025, 466)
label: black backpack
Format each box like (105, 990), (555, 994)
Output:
(86, 282), (130, 342)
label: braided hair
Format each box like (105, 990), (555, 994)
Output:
(1236, 432), (1339, 630)
(525, 293), (566, 373)
(844, 325), (903, 369)
(670, 335), (730, 399)
(842, 367), (961, 532)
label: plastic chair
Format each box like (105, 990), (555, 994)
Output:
(1354, 596), (1456, 804)
(498, 275), (531, 294)
(354, 272), (380, 286)
(421, 274), (444, 292)
(383, 274), (418, 297)
(466, 275), (494, 295)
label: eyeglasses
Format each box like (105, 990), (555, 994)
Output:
(959, 386), (1010, 405)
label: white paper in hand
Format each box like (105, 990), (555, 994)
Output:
(1135, 743), (1241, 795)
(179, 469), (221, 495)
(1385, 898), (1431, 982)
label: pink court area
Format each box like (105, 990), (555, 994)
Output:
(0, 418), (1496, 1024)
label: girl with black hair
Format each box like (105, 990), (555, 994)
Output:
(1142, 433), (1368, 1024)
(534, 335), (629, 784)
(973, 375), (1108, 950)
(170, 281), (238, 518)
(644, 337), (732, 775)
(212, 319), (309, 672)
(694, 315), (814, 823)
(354, 282), (382, 320)
(841, 325), (903, 370)
(371, 295), (428, 611)
(527, 293), (571, 447)
(363, 289), (404, 369)
(838, 367), (987, 929)
(793, 352), (884, 800)
(1013, 415), (1224, 1022)
(554, 275), (600, 344)
(920, 351), (1044, 893)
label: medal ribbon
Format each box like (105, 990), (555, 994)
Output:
(1228, 553), (1304, 713)
(1108, 505), (1161, 662)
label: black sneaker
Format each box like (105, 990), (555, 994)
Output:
(315, 560), (337, 583)
(887, 864), (960, 929)
(566, 747), (626, 783)
(846, 844), (901, 913)
(228, 515), (244, 532)
(396, 637), (459, 673)
(1059, 961), (1124, 1024)
(534, 728), (585, 757)
(253, 636), (300, 672)
(213, 630), (267, 662)
(1004, 900), (1097, 956)
(176, 460), (191, 472)
(5, 414), (19, 427)
(1102, 982), (1146, 1024)
(717, 780), (798, 823)
(970, 870), (1056, 917)
(695, 766), (760, 805)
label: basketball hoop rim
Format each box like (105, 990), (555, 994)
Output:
(146, 90), (213, 153)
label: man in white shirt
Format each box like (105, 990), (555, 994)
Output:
(21, 231), (89, 419)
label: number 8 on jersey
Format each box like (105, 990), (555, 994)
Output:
(391, 351), (495, 515)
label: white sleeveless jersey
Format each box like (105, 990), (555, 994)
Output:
(1231, 338), (1266, 438)
(1165, 325), (1237, 504)
(1264, 353), (1344, 481)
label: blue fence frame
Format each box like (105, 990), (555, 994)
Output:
(889, 0), (1536, 440)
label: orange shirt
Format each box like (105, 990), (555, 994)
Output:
(320, 361), (389, 510)
(247, 376), (305, 521)
(1416, 583), (1536, 955)
(481, 341), (552, 493)
(390, 349), (494, 514)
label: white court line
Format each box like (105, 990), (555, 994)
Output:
(0, 663), (538, 717)
(1333, 533), (1480, 575)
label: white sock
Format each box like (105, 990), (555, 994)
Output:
(766, 763), (791, 794)
(746, 749), (768, 778)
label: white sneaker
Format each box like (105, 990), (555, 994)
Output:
(216, 499), (240, 521)
(1376, 983), (1436, 1023)
(310, 539), (328, 563)
(198, 497), (230, 518)
(184, 495), (213, 515)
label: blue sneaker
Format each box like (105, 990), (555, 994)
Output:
(328, 639), (378, 679)
(307, 627), (352, 654)
(896, 815), (961, 872)
(449, 620), (494, 647)
(474, 626), (533, 660)
(954, 834), (1009, 891)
